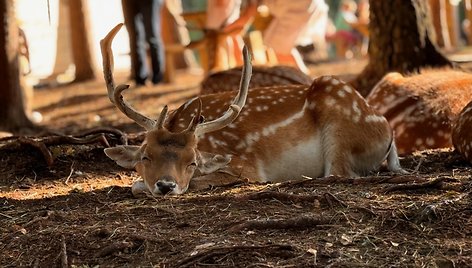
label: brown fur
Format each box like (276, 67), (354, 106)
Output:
(200, 65), (312, 95)
(367, 69), (472, 155)
(101, 24), (403, 195)
(452, 100), (472, 164)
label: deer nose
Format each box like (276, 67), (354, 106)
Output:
(155, 180), (176, 195)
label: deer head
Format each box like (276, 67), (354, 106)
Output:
(100, 23), (252, 195)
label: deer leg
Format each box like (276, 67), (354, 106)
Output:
(131, 180), (150, 197)
(386, 140), (408, 174)
(323, 148), (358, 178)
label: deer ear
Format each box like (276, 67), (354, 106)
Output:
(104, 145), (143, 169)
(197, 151), (232, 174)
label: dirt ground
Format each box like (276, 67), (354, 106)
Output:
(1, 59), (472, 268)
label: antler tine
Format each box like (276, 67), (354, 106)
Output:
(195, 45), (252, 136)
(100, 23), (156, 130)
(156, 105), (169, 129)
(185, 99), (203, 132)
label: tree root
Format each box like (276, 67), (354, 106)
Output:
(229, 214), (331, 233)
(238, 191), (321, 203)
(182, 190), (323, 204)
(96, 241), (134, 257)
(382, 176), (448, 194)
(415, 192), (471, 223)
(0, 127), (127, 166)
(271, 175), (429, 189)
(175, 244), (296, 268)
(60, 235), (68, 268)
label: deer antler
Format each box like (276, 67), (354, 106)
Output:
(194, 46), (252, 136)
(100, 23), (156, 130)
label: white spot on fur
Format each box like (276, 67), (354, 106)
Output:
(325, 97), (336, 106)
(261, 109), (305, 137)
(221, 131), (240, 140)
(303, 100), (316, 110)
(365, 114), (385, 123)
(426, 137), (435, 146)
(321, 76), (332, 83)
(337, 90), (346, 97)
(208, 135), (228, 148)
(343, 85), (352, 93)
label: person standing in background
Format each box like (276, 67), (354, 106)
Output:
(205, 0), (243, 71)
(223, 0), (318, 74)
(121, 0), (165, 86)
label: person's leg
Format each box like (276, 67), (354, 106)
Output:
(263, 0), (313, 73)
(124, 0), (149, 85)
(121, 0), (137, 80)
(133, 11), (149, 85)
(139, 0), (165, 84)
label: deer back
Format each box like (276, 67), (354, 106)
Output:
(200, 65), (312, 94)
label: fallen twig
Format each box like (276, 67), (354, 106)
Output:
(65, 162), (75, 184)
(415, 192), (471, 223)
(229, 214), (330, 233)
(175, 244), (296, 268)
(382, 176), (447, 194)
(96, 241), (134, 257)
(181, 190), (322, 204)
(73, 127), (127, 145)
(323, 192), (347, 208)
(18, 136), (54, 166)
(240, 191), (321, 203)
(60, 235), (68, 268)
(1, 128), (126, 166)
(271, 175), (428, 189)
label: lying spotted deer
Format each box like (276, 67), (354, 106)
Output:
(101, 23), (405, 196)
(452, 100), (472, 164)
(366, 69), (472, 155)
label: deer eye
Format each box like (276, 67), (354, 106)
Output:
(142, 156), (151, 162)
(188, 162), (197, 167)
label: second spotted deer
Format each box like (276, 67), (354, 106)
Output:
(102, 24), (405, 196)
(367, 69), (472, 155)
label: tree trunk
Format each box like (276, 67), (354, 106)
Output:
(0, 0), (34, 133)
(352, 0), (453, 96)
(49, 0), (73, 79)
(465, 0), (472, 45)
(69, 0), (96, 82)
